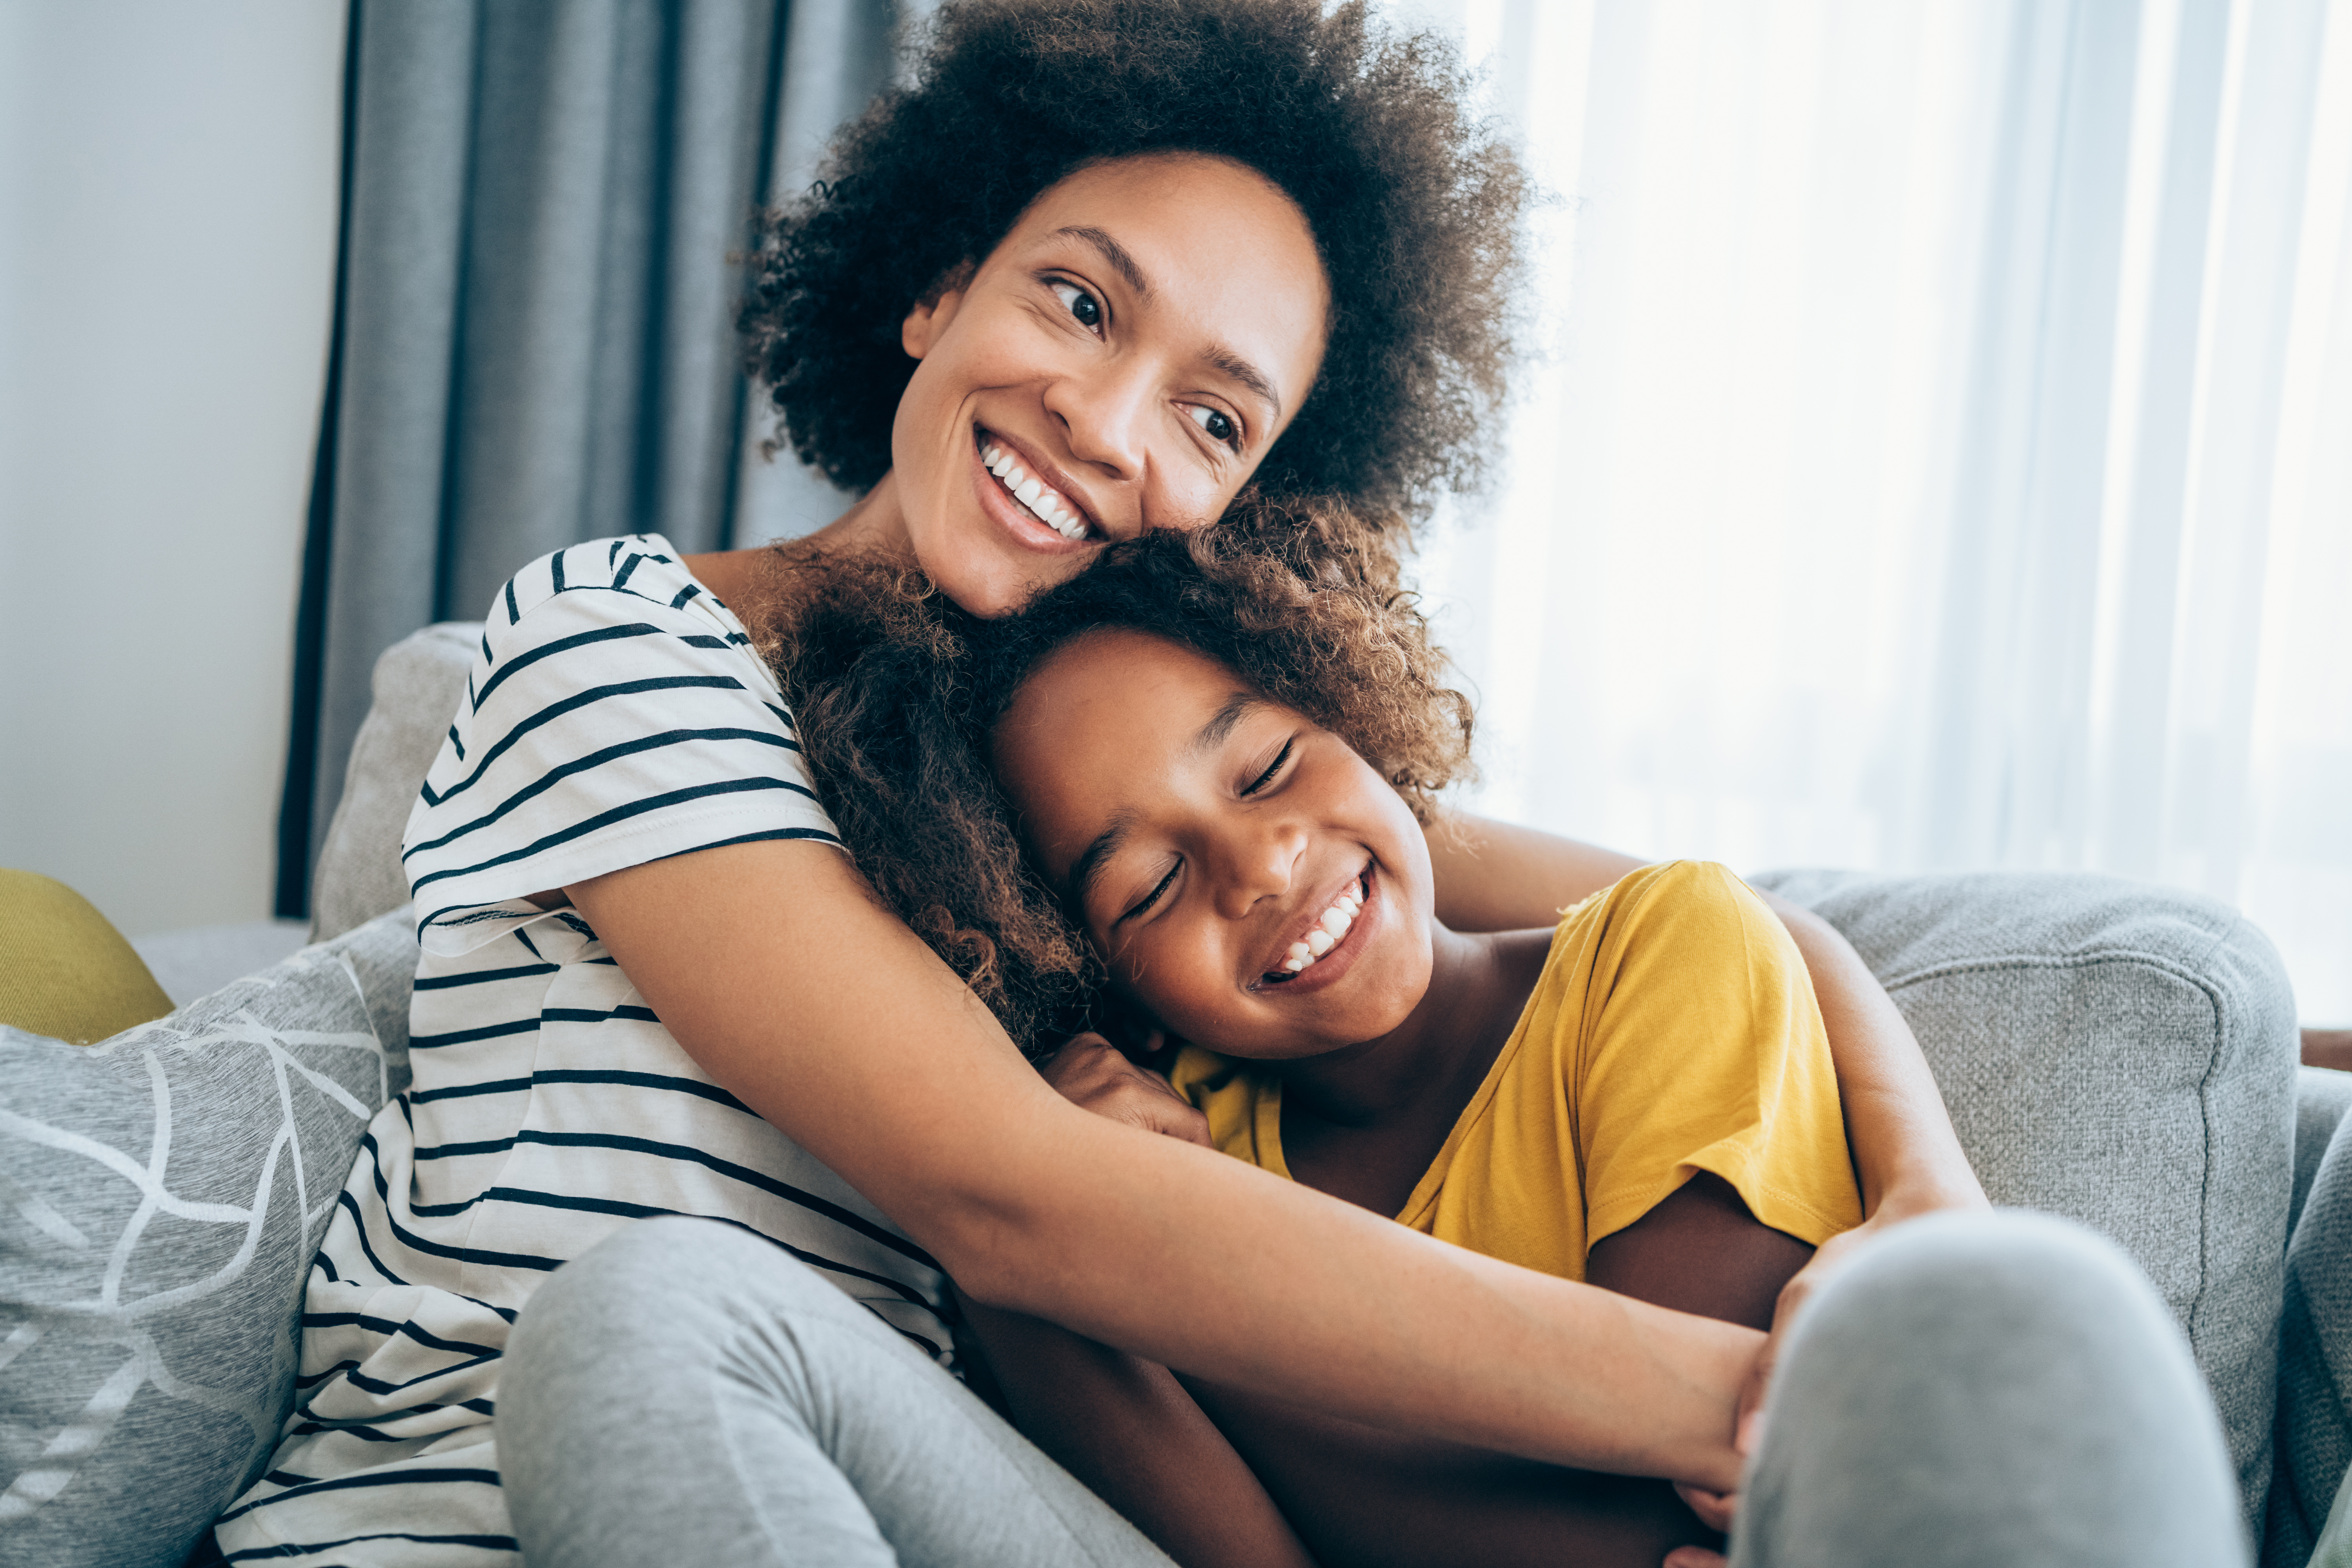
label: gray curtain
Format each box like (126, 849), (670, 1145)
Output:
(277, 0), (903, 915)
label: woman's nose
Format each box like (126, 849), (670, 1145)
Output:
(1044, 356), (1150, 484)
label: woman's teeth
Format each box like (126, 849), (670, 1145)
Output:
(981, 442), (1088, 541)
(1278, 880), (1365, 975)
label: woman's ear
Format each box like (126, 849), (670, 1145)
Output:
(902, 259), (978, 359)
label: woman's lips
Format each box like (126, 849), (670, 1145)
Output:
(970, 427), (1096, 554)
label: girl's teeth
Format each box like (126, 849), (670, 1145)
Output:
(1014, 476), (1046, 507)
(1271, 879), (1369, 979)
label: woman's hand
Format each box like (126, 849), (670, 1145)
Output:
(1040, 1033), (1213, 1147)
(1659, 1198), (1984, 1568)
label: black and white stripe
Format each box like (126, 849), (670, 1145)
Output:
(218, 536), (954, 1566)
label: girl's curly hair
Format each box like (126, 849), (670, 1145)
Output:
(764, 494), (1474, 1054)
(739, 0), (1525, 523)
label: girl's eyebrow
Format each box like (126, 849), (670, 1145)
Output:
(1068, 809), (1137, 911)
(1189, 691), (1267, 755)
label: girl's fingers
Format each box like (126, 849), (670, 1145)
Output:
(1039, 1035), (1213, 1145)
(1662, 1550), (1729, 1568)
(1674, 1481), (1737, 1532)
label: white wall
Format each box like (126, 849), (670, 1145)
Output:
(0, 0), (346, 935)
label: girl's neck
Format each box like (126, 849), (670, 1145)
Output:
(1270, 922), (1553, 1130)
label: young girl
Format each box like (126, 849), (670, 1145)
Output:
(769, 519), (2249, 1568)
(220, 4), (2024, 1564)
(775, 518), (1864, 1566)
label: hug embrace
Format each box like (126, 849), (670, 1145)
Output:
(213, 3), (2251, 1565)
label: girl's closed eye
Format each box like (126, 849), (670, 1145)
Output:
(1242, 738), (1296, 795)
(1120, 860), (1181, 925)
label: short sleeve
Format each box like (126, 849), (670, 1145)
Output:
(1564, 861), (1862, 1249)
(401, 539), (840, 954)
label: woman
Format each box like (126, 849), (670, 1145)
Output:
(217, 4), (2244, 1566)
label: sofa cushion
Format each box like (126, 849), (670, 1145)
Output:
(0, 907), (416, 1568)
(309, 622), (478, 941)
(1754, 868), (2299, 1529)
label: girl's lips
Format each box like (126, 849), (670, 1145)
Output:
(1250, 866), (1377, 998)
(969, 427), (1098, 555)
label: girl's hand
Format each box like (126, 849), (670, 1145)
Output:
(1040, 1033), (1213, 1147)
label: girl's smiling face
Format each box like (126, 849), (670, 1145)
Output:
(887, 154), (1330, 617)
(991, 629), (1437, 1058)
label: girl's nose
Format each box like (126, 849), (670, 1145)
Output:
(1210, 818), (1303, 922)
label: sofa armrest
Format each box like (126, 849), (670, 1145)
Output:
(1753, 867), (2299, 1527)
(310, 622), (482, 941)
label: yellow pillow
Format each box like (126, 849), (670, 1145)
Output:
(0, 869), (175, 1044)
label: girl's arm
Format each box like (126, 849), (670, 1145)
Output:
(567, 838), (1759, 1492)
(1426, 811), (1988, 1456)
(959, 1295), (1316, 1568)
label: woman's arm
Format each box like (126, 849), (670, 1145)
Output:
(566, 838), (1759, 1491)
(959, 1296), (1316, 1568)
(1427, 811), (1985, 1218)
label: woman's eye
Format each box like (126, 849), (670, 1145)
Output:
(1185, 404), (1240, 449)
(1242, 739), (1294, 796)
(1051, 281), (1103, 332)
(1121, 861), (1181, 922)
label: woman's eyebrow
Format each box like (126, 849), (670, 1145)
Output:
(1205, 345), (1282, 420)
(1053, 226), (1282, 418)
(1055, 225), (1152, 299)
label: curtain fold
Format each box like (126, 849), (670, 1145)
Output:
(277, 0), (897, 916)
(1416, 0), (2352, 1021)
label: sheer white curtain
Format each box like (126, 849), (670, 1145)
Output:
(1402, 0), (2352, 1023)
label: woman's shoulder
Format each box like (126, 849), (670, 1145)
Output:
(492, 534), (760, 658)
(402, 534), (835, 939)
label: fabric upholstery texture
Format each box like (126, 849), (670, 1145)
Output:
(0, 907), (417, 1567)
(0, 869), (173, 1045)
(2272, 1107), (2352, 1567)
(1753, 868), (2300, 1531)
(308, 622), (475, 940)
(2297, 1068), (2352, 1236)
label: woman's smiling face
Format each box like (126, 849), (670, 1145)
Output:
(889, 153), (1330, 616)
(991, 629), (1437, 1058)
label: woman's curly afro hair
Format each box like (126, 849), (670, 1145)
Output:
(762, 494), (1474, 1056)
(740, 0), (1525, 523)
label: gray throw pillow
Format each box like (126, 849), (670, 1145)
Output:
(0, 908), (416, 1568)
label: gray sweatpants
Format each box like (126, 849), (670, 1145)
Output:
(501, 1211), (2247, 1568)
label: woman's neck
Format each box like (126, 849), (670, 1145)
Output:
(686, 473), (906, 640)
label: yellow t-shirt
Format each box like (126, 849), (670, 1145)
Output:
(1171, 860), (1861, 1279)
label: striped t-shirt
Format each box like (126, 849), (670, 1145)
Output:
(215, 536), (957, 1566)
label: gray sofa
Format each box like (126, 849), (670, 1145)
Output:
(0, 620), (2337, 1566)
